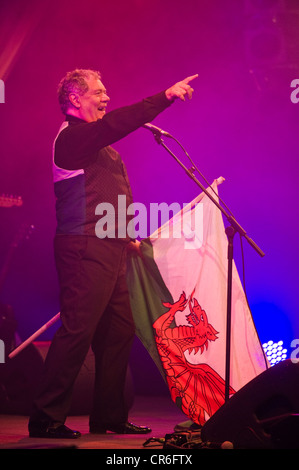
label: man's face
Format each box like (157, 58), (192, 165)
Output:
(70, 76), (110, 122)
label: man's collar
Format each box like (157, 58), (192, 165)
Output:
(65, 114), (86, 123)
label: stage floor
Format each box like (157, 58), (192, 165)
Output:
(0, 395), (187, 450)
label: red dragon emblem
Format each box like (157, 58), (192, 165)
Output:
(153, 290), (235, 425)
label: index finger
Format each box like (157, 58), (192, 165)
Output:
(182, 74), (199, 84)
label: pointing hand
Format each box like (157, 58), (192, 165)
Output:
(165, 74), (198, 101)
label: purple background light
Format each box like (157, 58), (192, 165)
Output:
(0, 0), (298, 392)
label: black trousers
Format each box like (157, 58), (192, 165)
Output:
(29, 235), (135, 428)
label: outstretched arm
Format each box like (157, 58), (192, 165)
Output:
(55, 75), (198, 170)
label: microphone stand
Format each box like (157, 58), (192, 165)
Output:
(148, 130), (265, 403)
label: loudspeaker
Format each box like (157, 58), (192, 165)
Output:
(0, 343), (44, 415)
(201, 360), (299, 449)
(0, 341), (134, 416)
(35, 341), (96, 416)
(35, 341), (134, 415)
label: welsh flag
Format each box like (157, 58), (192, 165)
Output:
(126, 178), (268, 426)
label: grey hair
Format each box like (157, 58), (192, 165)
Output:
(57, 69), (101, 114)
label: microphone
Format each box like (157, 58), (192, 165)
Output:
(143, 123), (171, 137)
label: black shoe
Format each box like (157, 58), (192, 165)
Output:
(90, 421), (152, 434)
(29, 423), (81, 439)
(174, 419), (202, 432)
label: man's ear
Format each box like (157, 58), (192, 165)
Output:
(69, 92), (81, 109)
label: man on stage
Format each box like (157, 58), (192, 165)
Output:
(28, 69), (197, 439)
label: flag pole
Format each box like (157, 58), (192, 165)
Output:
(225, 226), (235, 402)
(8, 312), (61, 359)
(147, 130), (265, 403)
